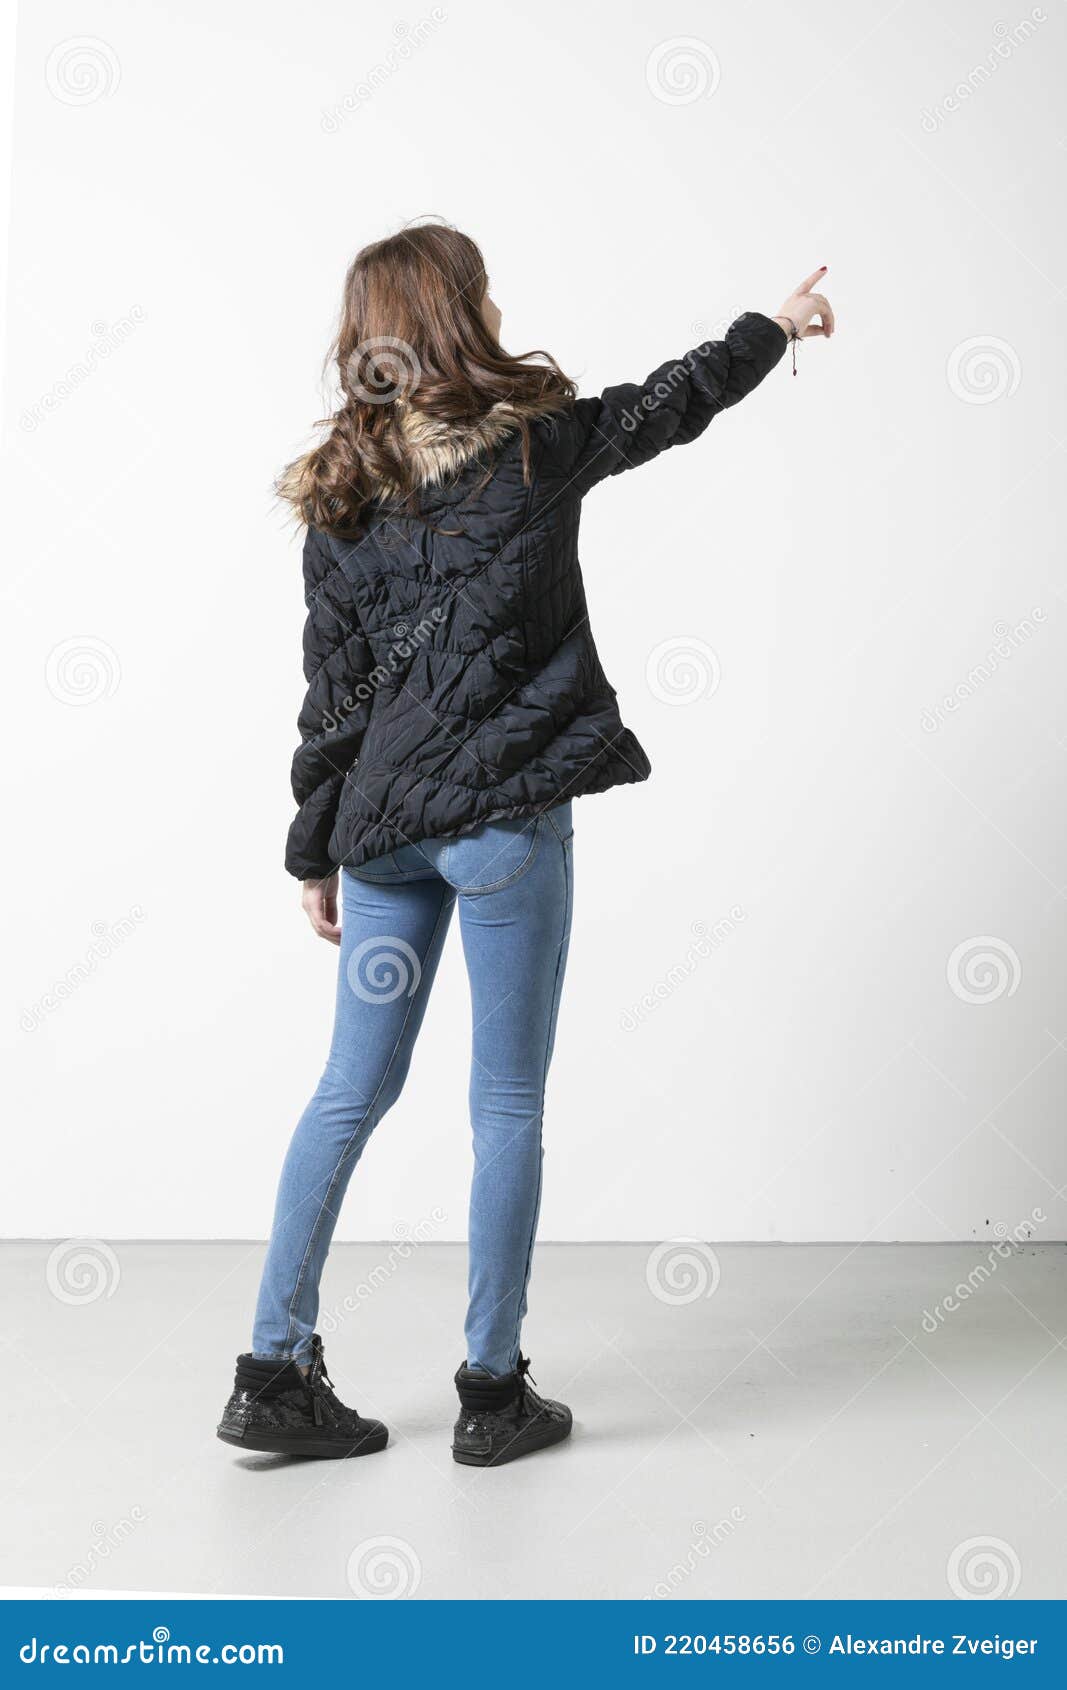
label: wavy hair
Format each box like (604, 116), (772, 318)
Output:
(278, 222), (576, 536)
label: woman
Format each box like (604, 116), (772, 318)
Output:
(217, 223), (833, 1467)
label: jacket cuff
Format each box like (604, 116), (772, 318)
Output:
(284, 855), (338, 883)
(731, 311), (790, 375)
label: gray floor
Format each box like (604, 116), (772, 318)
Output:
(3, 1241), (1065, 1600)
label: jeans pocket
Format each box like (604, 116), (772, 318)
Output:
(442, 815), (543, 894)
(347, 844), (432, 884)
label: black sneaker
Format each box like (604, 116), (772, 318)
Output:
(216, 1334), (387, 1459)
(452, 1355), (572, 1467)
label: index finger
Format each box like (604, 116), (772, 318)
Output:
(795, 266), (828, 295)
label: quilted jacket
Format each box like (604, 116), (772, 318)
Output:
(285, 311), (786, 879)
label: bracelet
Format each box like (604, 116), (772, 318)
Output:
(774, 315), (800, 378)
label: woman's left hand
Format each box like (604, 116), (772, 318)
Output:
(302, 874), (341, 945)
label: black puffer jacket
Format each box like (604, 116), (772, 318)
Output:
(285, 312), (786, 879)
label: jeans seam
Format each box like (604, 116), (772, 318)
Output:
(544, 805), (573, 846)
(349, 868), (433, 883)
(506, 824), (571, 1367)
(453, 818), (544, 897)
(346, 855), (435, 884)
(280, 882), (454, 1355)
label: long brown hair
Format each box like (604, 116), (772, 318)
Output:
(278, 222), (576, 536)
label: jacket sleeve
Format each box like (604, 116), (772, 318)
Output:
(284, 528), (376, 881)
(563, 311), (786, 495)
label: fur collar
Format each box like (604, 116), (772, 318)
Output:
(377, 402), (522, 497)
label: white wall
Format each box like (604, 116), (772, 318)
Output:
(3, 0), (1064, 1244)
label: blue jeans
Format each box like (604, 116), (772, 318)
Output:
(252, 802), (574, 1376)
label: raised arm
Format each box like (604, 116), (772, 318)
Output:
(561, 269), (833, 494)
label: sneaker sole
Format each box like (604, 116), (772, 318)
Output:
(452, 1415), (572, 1467)
(217, 1424), (388, 1459)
